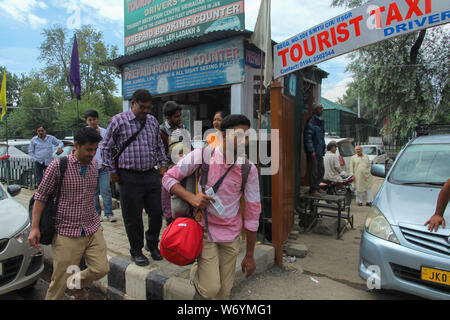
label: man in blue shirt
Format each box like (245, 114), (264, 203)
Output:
(28, 125), (64, 186)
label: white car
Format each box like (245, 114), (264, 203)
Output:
(0, 184), (44, 295)
(361, 144), (389, 164)
(0, 140), (31, 158)
(1, 139), (72, 160)
(324, 136), (355, 174)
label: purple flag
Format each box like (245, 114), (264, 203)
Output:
(69, 34), (81, 100)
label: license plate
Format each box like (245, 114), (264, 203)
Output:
(421, 267), (450, 286)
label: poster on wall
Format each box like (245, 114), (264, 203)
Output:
(124, 0), (245, 54)
(273, 0), (449, 78)
(122, 37), (245, 99)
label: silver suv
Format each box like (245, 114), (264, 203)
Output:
(0, 184), (44, 295)
(359, 134), (450, 299)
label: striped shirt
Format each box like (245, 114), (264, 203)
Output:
(162, 147), (262, 243)
(101, 110), (168, 173)
(34, 154), (100, 238)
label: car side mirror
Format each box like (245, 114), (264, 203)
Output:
(7, 185), (21, 197)
(371, 164), (386, 178)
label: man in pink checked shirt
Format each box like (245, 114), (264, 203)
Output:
(162, 115), (262, 300)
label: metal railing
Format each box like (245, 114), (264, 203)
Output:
(0, 156), (36, 189)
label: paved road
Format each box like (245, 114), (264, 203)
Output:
(0, 279), (49, 300)
(231, 177), (421, 300)
(0, 265), (106, 300)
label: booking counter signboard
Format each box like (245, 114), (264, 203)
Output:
(124, 0), (245, 54)
(122, 37), (245, 99)
(273, 0), (450, 78)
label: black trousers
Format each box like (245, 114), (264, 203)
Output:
(34, 161), (47, 186)
(307, 154), (324, 192)
(118, 169), (163, 257)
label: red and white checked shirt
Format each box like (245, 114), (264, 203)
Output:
(34, 154), (101, 238)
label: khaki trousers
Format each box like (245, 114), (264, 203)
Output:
(45, 227), (109, 300)
(190, 235), (241, 300)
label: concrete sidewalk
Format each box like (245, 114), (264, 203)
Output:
(13, 187), (275, 300)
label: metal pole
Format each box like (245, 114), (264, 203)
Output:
(258, 50), (264, 172)
(5, 116), (10, 185)
(76, 99), (80, 129)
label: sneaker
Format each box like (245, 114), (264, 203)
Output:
(107, 216), (117, 222)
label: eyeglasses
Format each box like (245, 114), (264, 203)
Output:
(135, 102), (152, 111)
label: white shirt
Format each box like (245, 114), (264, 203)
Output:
(93, 126), (106, 168)
(323, 151), (346, 182)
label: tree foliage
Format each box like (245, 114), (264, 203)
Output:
(39, 24), (119, 107)
(2, 24), (122, 139)
(331, 0), (450, 138)
(0, 68), (29, 107)
(4, 76), (58, 138)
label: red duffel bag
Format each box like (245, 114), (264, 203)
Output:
(160, 217), (204, 266)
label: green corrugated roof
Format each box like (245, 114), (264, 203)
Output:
(321, 97), (357, 115)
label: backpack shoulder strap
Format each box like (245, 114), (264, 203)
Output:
(200, 147), (215, 192)
(200, 147), (215, 243)
(53, 157), (68, 208)
(160, 127), (169, 149)
(59, 156), (68, 175)
(241, 158), (251, 193)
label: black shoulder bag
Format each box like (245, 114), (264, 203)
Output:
(113, 117), (147, 172)
(29, 157), (68, 245)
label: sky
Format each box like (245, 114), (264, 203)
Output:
(0, 0), (354, 102)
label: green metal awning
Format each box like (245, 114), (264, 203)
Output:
(321, 97), (357, 115)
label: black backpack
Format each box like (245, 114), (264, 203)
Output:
(29, 157), (68, 245)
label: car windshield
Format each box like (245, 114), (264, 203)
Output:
(389, 144), (450, 185)
(362, 147), (377, 155)
(14, 144), (30, 154)
(0, 145), (6, 156)
(338, 141), (355, 157)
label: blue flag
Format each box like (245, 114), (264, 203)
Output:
(69, 34), (81, 100)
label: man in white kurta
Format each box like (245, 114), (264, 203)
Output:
(350, 146), (373, 206)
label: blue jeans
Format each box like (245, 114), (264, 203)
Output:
(95, 167), (113, 217)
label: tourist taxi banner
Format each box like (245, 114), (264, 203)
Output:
(124, 0), (245, 54)
(122, 37), (245, 98)
(273, 0), (450, 78)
